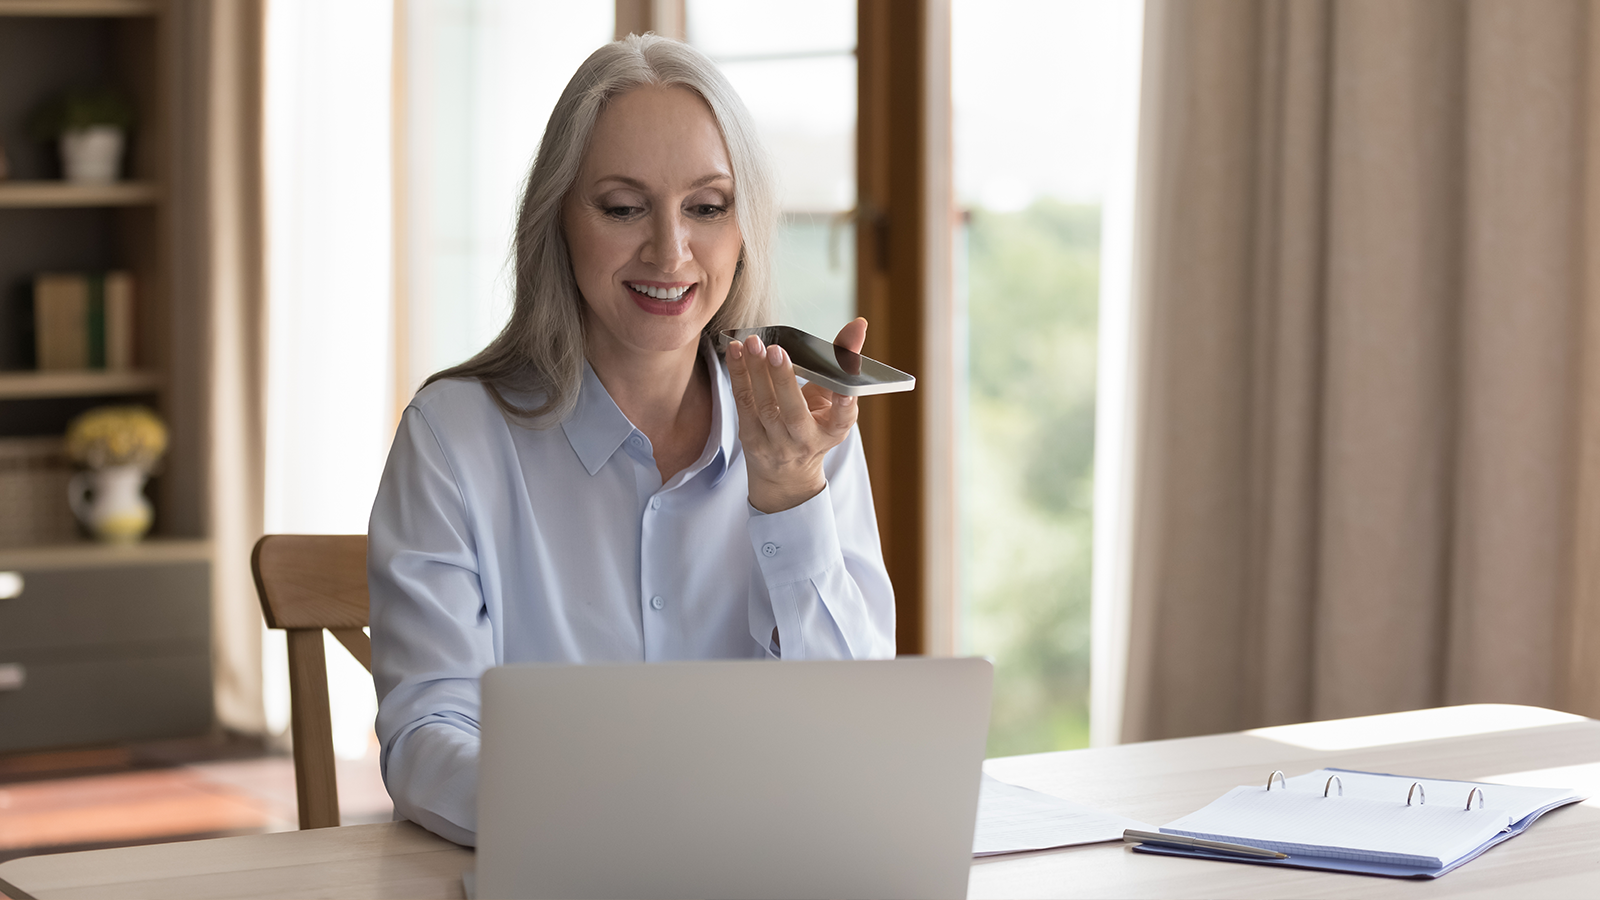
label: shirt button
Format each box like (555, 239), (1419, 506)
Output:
(630, 435), (643, 447)
(761, 542), (779, 557)
(651, 497), (661, 510)
(650, 595), (665, 610)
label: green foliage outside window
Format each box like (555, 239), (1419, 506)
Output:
(963, 198), (1099, 758)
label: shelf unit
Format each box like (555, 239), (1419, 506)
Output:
(0, 368), (161, 399)
(1, 0), (215, 753)
(0, 179), (160, 206)
(0, 1), (158, 16)
(0, 537), (209, 572)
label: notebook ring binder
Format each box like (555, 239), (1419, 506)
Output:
(1407, 782), (1425, 806)
(1266, 770), (1287, 791)
(1466, 787), (1484, 810)
(1324, 775), (1343, 797)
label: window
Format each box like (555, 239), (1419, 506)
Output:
(686, 0), (857, 340)
(397, 0), (615, 397)
(952, 0), (1144, 755)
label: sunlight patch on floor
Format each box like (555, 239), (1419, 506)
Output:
(0, 744), (390, 853)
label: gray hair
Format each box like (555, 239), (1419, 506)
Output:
(424, 33), (778, 425)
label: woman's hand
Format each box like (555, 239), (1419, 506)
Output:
(726, 318), (868, 513)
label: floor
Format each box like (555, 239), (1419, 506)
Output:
(0, 732), (393, 871)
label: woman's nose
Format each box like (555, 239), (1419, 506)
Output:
(641, 210), (692, 273)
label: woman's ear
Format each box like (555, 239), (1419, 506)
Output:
(735, 245), (745, 274)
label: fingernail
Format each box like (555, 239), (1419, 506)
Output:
(727, 341), (741, 359)
(840, 395), (855, 406)
(751, 336), (765, 354)
(769, 346), (784, 367)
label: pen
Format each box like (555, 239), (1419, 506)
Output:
(1122, 829), (1289, 860)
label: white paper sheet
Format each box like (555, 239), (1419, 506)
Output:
(973, 774), (1153, 856)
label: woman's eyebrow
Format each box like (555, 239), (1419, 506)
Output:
(593, 172), (733, 190)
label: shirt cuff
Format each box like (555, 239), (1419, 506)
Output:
(747, 483), (840, 586)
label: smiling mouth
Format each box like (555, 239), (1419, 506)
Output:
(627, 283), (692, 301)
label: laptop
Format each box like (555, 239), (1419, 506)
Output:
(475, 657), (993, 900)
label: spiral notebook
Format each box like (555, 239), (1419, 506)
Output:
(1133, 768), (1584, 878)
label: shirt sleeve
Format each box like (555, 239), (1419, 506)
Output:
(369, 404), (492, 846)
(745, 424), (896, 659)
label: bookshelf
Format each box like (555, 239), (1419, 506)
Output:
(0, 0), (215, 753)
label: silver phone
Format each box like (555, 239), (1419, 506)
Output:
(719, 325), (916, 396)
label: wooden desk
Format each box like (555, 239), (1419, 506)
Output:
(973, 704), (1600, 898)
(1, 704), (1595, 899)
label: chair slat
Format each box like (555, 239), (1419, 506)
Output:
(330, 627), (373, 673)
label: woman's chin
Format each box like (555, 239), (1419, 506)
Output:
(590, 318), (712, 359)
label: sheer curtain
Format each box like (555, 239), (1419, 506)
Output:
(263, 0), (394, 757)
(1120, 0), (1600, 741)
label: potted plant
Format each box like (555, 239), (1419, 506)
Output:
(28, 88), (137, 184)
(64, 405), (167, 543)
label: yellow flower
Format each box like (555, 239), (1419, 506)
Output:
(65, 405), (168, 470)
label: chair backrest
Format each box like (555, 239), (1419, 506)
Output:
(251, 534), (371, 829)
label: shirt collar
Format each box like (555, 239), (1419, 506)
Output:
(562, 338), (738, 482)
(562, 361), (639, 476)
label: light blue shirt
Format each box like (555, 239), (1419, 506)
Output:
(368, 344), (896, 845)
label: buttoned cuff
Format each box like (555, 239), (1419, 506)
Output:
(747, 483), (839, 586)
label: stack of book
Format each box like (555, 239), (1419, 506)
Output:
(33, 271), (136, 371)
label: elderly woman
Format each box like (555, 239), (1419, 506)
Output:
(367, 35), (896, 846)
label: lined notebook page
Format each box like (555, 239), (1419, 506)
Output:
(1162, 787), (1511, 868)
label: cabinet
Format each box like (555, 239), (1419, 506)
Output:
(0, 542), (211, 753)
(0, 0), (214, 752)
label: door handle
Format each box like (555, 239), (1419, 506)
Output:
(0, 571), (21, 600)
(0, 663), (24, 692)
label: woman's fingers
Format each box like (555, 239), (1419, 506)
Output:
(728, 338), (781, 446)
(740, 336), (786, 432)
(731, 330), (858, 443)
(827, 391), (857, 431)
(835, 317), (868, 354)
(766, 346), (817, 435)
(725, 339), (759, 426)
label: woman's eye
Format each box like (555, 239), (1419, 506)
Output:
(690, 203), (728, 218)
(603, 205), (641, 219)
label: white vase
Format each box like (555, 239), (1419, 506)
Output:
(68, 464), (152, 543)
(60, 126), (125, 184)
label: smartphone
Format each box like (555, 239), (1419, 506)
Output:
(719, 325), (916, 396)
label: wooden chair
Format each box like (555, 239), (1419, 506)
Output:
(251, 534), (372, 829)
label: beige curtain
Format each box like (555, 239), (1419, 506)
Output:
(171, 0), (269, 734)
(1122, 0), (1600, 742)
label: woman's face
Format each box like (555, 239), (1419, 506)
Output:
(563, 84), (743, 359)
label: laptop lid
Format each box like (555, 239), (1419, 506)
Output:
(476, 657), (993, 900)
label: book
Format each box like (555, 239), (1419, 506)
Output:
(34, 273), (87, 370)
(32, 271), (135, 371)
(1133, 768), (1584, 878)
(104, 270), (135, 370)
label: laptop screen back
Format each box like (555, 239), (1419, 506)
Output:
(476, 657), (992, 900)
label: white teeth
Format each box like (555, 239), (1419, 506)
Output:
(630, 283), (690, 301)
